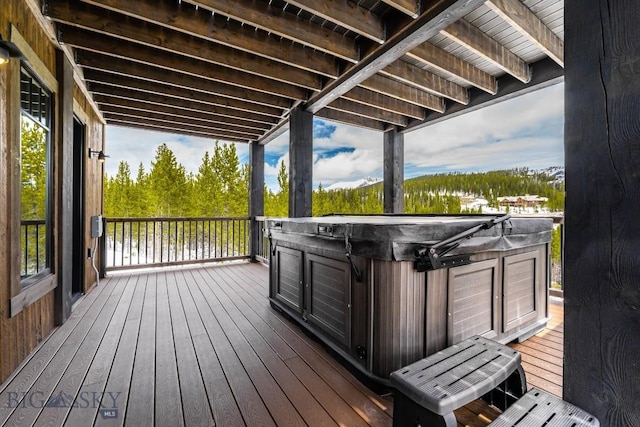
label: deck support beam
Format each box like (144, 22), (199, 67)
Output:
(55, 49), (74, 325)
(305, 0), (486, 114)
(383, 127), (404, 214)
(564, 0), (640, 424)
(249, 142), (265, 262)
(288, 107), (313, 218)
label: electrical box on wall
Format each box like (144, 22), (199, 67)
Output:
(90, 215), (103, 238)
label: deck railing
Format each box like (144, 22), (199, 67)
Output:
(103, 217), (250, 271)
(100, 215), (559, 291)
(20, 219), (47, 277)
(254, 216), (270, 265)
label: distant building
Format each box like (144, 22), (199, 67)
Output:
(498, 195), (549, 208)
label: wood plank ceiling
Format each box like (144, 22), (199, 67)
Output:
(42, 0), (565, 143)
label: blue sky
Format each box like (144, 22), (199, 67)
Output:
(104, 82), (564, 191)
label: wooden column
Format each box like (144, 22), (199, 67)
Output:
(383, 126), (404, 213)
(249, 141), (264, 262)
(564, 0), (640, 424)
(55, 49), (74, 324)
(289, 106), (313, 218)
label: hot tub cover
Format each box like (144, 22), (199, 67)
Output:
(265, 215), (553, 262)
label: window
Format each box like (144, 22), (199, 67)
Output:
(20, 66), (52, 286)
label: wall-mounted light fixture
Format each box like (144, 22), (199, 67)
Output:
(88, 148), (109, 163)
(0, 34), (25, 66)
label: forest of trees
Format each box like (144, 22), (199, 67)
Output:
(104, 142), (565, 218)
(103, 142), (565, 271)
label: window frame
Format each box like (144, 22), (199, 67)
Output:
(6, 26), (61, 317)
(18, 64), (55, 289)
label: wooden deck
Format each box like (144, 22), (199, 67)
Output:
(0, 263), (564, 426)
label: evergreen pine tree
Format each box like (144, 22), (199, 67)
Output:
(148, 143), (188, 217)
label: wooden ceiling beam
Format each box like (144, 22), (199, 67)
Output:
(284, 0), (386, 43)
(99, 105), (263, 137)
(76, 54), (291, 110)
(327, 98), (409, 127)
(406, 42), (497, 94)
(77, 0), (338, 77)
(95, 97), (271, 131)
(188, 0), (359, 62)
(342, 86), (425, 120)
(92, 92), (279, 125)
(381, 60), (469, 104)
(102, 111), (259, 140)
(91, 85), (281, 124)
(105, 118), (254, 142)
(441, 19), (531, 83)
(380, 0), (421, 18)
(47, 0), (322, 90)
(304, 0), (486, 114)
(315, 109), (387, 131)
(485, 0), (564, 67)
(84, 71), (283, 118)
(361, 74), (445, 113)
(62, 27), (308, 100)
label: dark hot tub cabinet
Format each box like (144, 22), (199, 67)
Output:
(266, 215), (552, 384)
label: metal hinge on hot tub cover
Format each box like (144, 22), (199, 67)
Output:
(414, 214), (511, 272)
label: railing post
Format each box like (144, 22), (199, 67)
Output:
(249, 142), (265, 262)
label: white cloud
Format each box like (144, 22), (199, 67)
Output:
(265, 152), (289, 176)
(404, 83), (563, 171)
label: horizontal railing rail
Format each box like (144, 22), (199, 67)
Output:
(20, 219), (46, 277)
(104, 217), (250, 271)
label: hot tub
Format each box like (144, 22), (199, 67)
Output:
(265, 215), (552, 383)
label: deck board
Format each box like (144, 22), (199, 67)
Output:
(154, 271), (184, 426)
(219, 264), (394, 424)
(0, 263), (566, 426)
(7, 274), (133, 426)
(124, 271), (156, 425)
(95, 273), (149, 427)
(186, 267), (276, 427)
(192, 267), (306, 427)
(166, 270), (214, 427)
(0, 275), (116, 424)
(201, 268), (338, 426)
(178, 270), (245, 427)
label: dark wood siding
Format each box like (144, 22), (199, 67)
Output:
(0, 0), (105, 383)
(73, 85), (106, 293)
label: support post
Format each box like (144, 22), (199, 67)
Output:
(289, 106), (313, 218)
(55, 49), (74, 325)
(383, 127), (404, 214)
(249, 142), (264, 262)
(564, 0), (640, 424)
